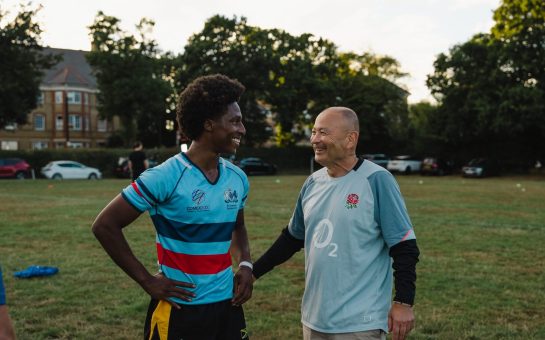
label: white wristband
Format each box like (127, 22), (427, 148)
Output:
(238, 261), (253, 271)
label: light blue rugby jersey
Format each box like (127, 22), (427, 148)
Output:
(122, 153), (249, 305)
(288, 160), (415, 333)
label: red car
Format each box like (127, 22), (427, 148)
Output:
(0, 158), (31, 179)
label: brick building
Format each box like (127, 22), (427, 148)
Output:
(0, 48), (120, 150)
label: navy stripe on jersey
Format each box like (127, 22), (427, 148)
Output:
(151, 214), (235, 243)
(136, 178), (159, 204)
(121, 192), (145, 213)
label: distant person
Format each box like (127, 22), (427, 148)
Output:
(253, 107), (420, 340)
(128, 141), (149, 181)
(92, 74), (253, 339)
(0, 266), (16, 340)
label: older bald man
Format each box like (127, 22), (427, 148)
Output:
(253, 107), (420, 340)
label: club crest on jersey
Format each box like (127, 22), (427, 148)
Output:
(224, 188), (239, 209)
(345, 193), (359, 209)
(187, 189), (209, 212)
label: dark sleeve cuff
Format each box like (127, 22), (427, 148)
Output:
(253, 226), (304, 279)
(390, 239), (420, 305)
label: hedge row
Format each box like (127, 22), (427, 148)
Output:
(0, 146), (316, 178)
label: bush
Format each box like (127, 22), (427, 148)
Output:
(0, 145), (316, 178)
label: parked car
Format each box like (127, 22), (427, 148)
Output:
(41, 160), (102, 180)
(462, 158), (500, 178)
(387, 155), (422, 174)
(361, 153), (389, 168)
(420, 157), (454, 176)
(237, 157), (277, 175)
(0, 158), (31, 179)
(114, 157), (158, 179)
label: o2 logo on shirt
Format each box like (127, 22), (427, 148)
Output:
(312, 218), (338, 257)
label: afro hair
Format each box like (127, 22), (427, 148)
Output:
(176, 74), (245, 141)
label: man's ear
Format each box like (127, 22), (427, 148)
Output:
(204, 119), (214, 132)
(347, 131), (359, 148)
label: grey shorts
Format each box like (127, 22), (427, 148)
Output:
(303, 325), (386, 340)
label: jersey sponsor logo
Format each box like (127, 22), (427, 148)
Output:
(192, 189), (206, 204)
(312, 218), (338, 257)
(187, 189), (209, 212)
(224, 188), (239, 209)
(345, 193), (359, 209)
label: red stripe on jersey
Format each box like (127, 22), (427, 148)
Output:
(131, 182), (153, 206)
(401, 229), (412, 242)
(131, 182), (143, 197)
(156, 243), (232, 275)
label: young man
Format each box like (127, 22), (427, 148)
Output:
(253, 107), (420, 340)
(92, 74), (253, 340)
(0, 266), (16, 340)
(128, 141), (149, 181)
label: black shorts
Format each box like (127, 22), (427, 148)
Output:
(144, 298), (249, 340)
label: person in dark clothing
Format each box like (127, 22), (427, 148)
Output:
(128, 141), (149, 181)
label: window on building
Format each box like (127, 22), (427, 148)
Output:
(1, 141), (18, 150)
(32, 141), (48, 150)
(56, 115), (64, 130)
(34, 114), (45, 131)
(55, 91), (63, 103)
(37, 92), (44, 105)
(68, 142), (83, 149)
(97, 119), (107, 132)
(67, 91), (81, 104)
(4, 123), (17, 131)
(69, 115), (81, 130)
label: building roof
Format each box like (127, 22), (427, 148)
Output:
(41, 48), (97, 89)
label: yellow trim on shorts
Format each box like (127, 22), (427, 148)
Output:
(148, 300), (172, 340)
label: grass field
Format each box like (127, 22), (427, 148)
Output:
(1, 174), (545, 339)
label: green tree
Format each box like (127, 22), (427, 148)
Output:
(176, 15), (274, 146)
(0, 4), (58, 128)
(87, 11), (173, 147)
(408, 101), (443, 157)
(427, 35), (503, 146)
(333, 73), (409, 154)
(427, 0), (545, 166)
(312, 52), (410, 154)
(264, 30), (339, 144)
(178, 15), (409, 149)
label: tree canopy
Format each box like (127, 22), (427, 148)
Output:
(177, 15), (408, 149)
(87, 11), (173, 147)
(0, 4), (58, 128)
(426, 0), (545, 166)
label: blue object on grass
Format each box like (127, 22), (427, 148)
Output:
(14, 266), (59, 278)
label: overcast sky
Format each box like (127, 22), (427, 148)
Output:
(2, 0), (500, 103)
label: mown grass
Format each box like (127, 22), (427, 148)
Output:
(1, 175), (544, 339)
